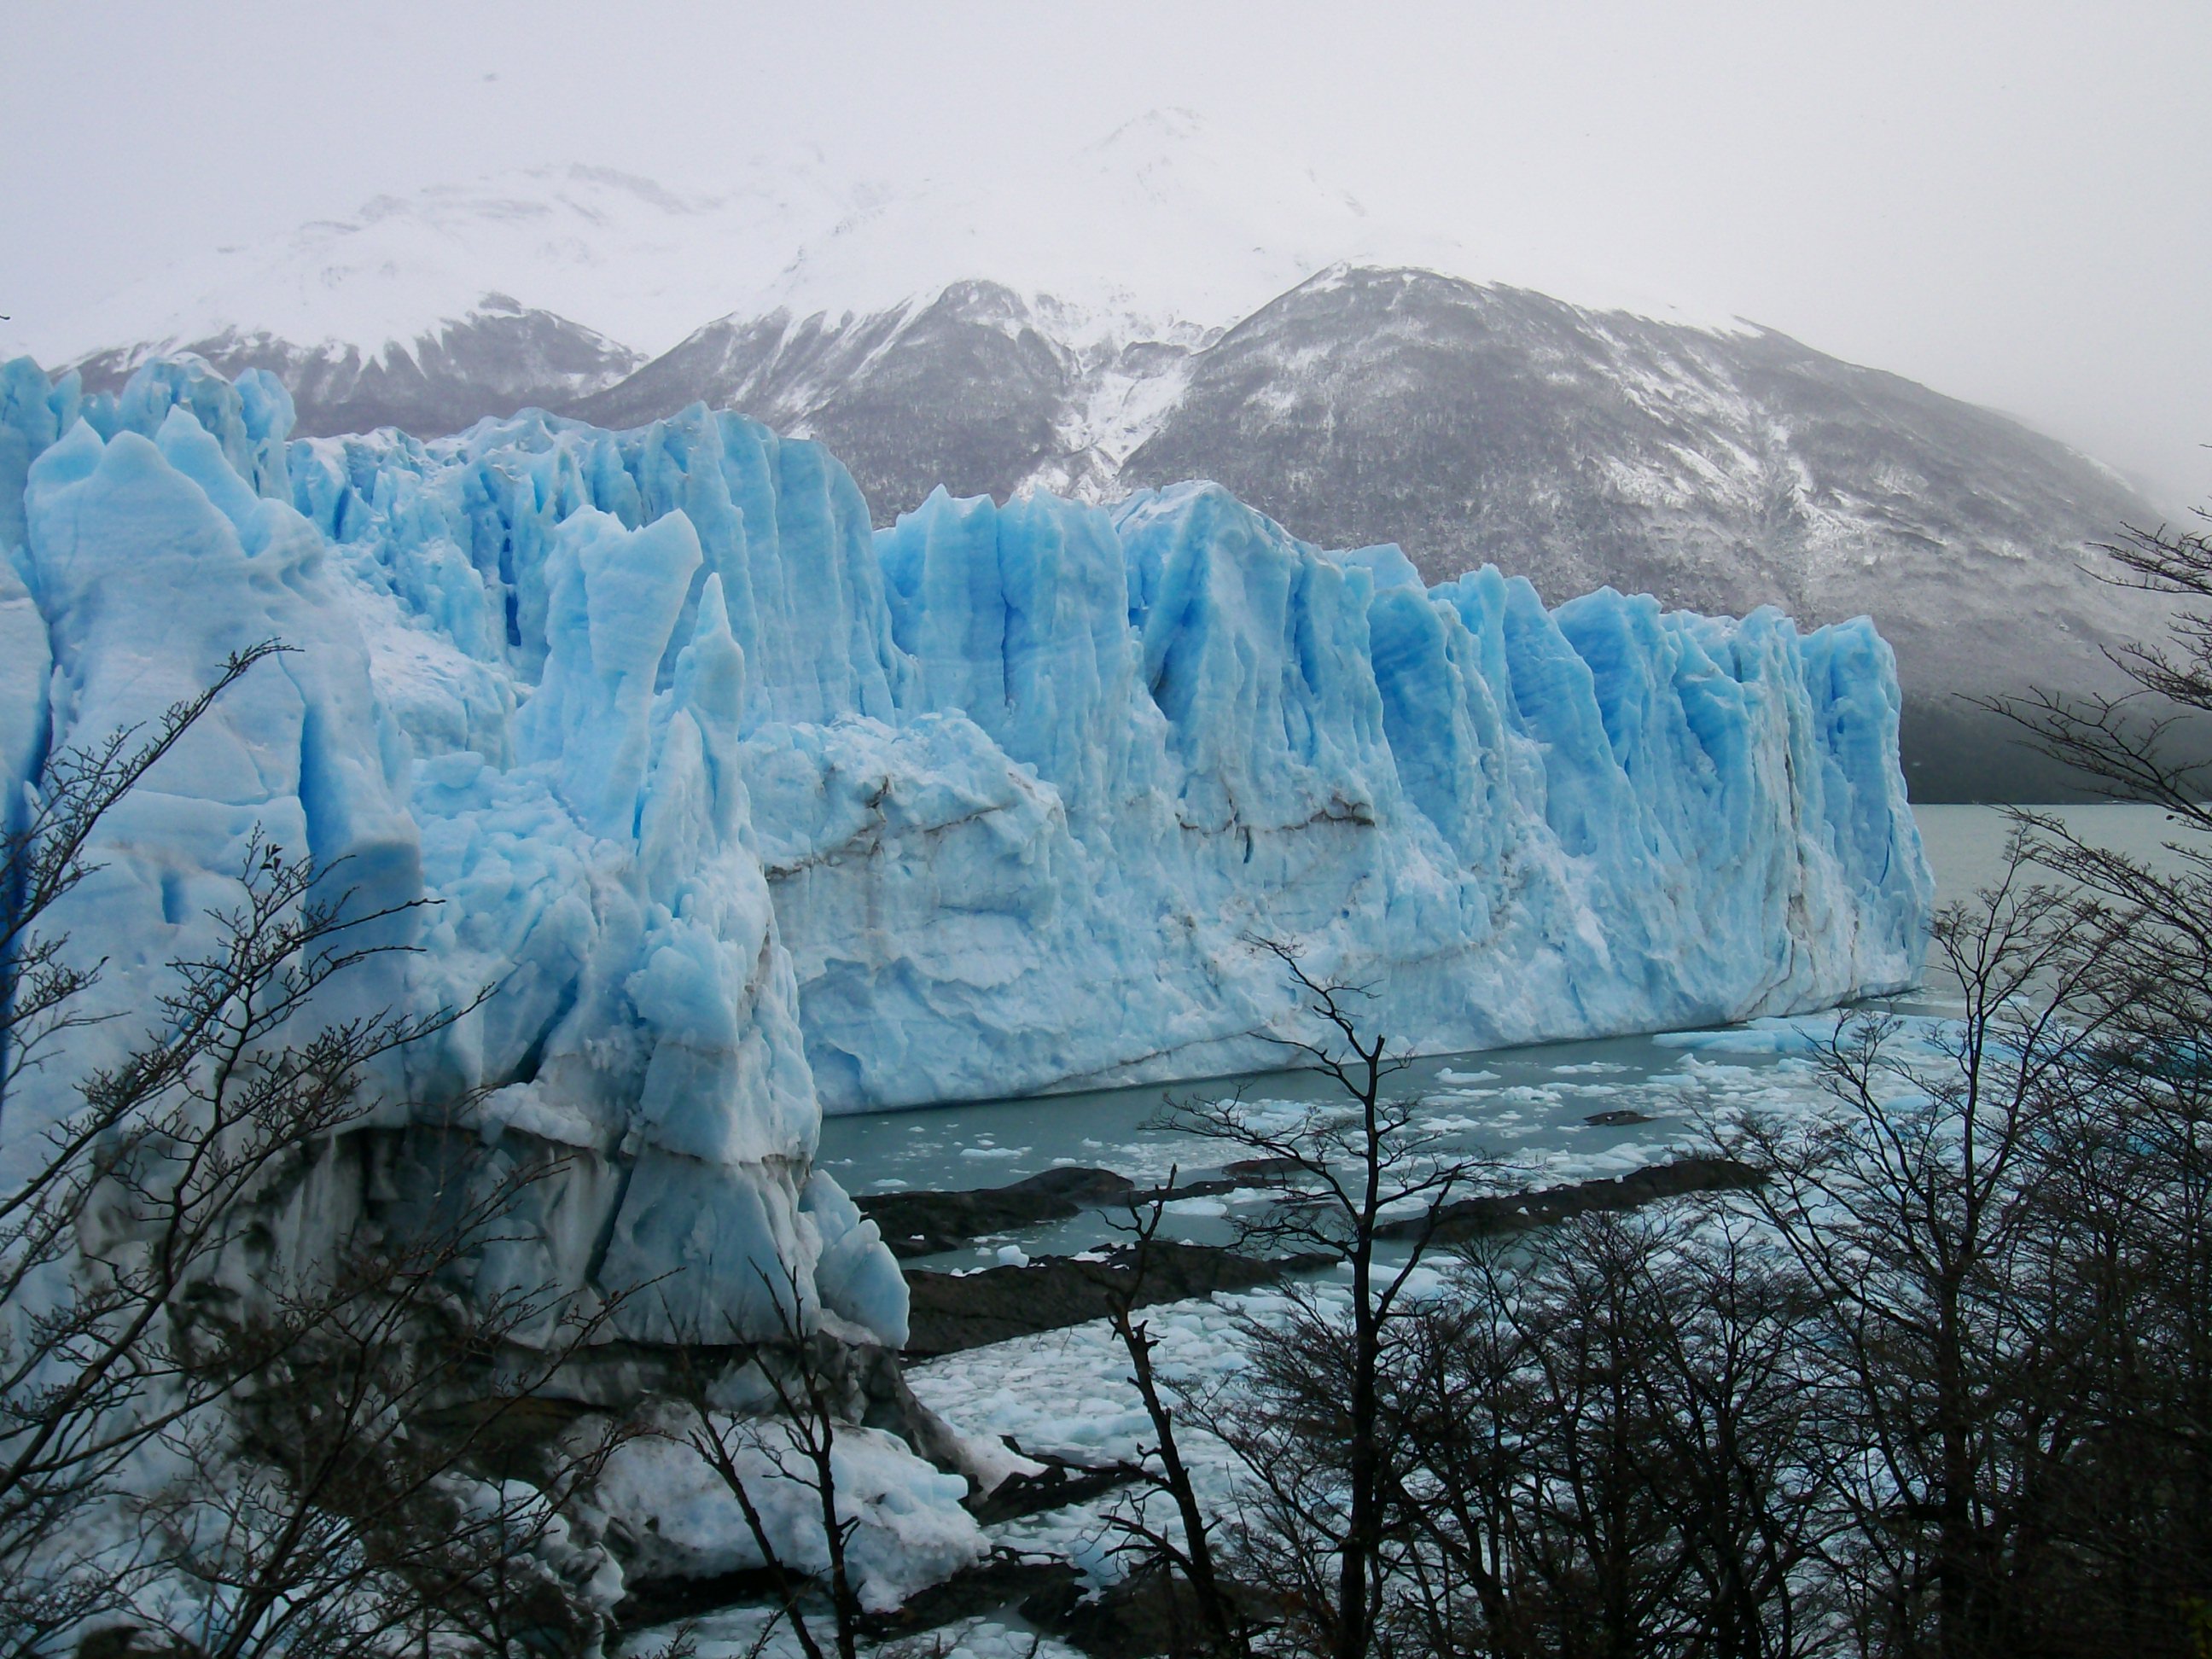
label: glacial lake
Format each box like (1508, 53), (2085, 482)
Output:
(818, 802), (2193, 1265)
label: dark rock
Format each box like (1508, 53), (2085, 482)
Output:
(969, 1441), (1144, 1526)
(574, 281), (1079, 519)
(1380, 1155), (1764, 1244)
(617, 1505), (1105, 1635)
(859, 1165), (1138, 1258)
(613, 1564), (787, 1631)
(902, 1242), (1325, 1357)
(620, 1550), (1089, 1642)
(1134, 1173), (1240, 1202)
(885, 1154), (1765, 1353)
(858, 1550), (1085, 1644)
(1049, 1560), (1278, 1659)
(859, 1161), (1310, 1266)
(1222, 1155), (1306, 1182)
(77, 304), (641, 440)
(76, 1633), (203, 1659)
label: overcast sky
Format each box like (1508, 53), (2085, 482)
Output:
(5, 0), (2208, 506)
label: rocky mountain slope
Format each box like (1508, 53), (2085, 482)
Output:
(1109, 269), (2171, 801)
(71, 297), (643, 439)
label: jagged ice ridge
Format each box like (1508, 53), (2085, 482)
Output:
(1, 352), (1931, 1348)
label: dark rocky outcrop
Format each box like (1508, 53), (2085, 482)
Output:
(75, 300), (640, 439)
(968, 1445), (1146, 1528)
(573, 281), (1078, 516)
(862, 1551), (1087, 1644)
(859, 1165), (1139, 1259)
(901, 1243), (1323, 1359)
(1030, 1558), (1281, 1659)
(1378, 1155), (1765, 1243)
(887, 1155), (1767, 1355)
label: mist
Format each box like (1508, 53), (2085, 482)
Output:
(4, 0), (2206, 505)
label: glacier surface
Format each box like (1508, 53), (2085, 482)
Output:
(0, 352), (1931, 1340)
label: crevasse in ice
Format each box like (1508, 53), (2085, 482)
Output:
(0, 353), (1932, 1341)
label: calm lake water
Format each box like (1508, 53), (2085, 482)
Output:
(1911, 801), (2192, 903)
(818, 803), (2190, 1260)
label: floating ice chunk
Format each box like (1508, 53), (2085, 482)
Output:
(1161, 1196), (1230, 1219)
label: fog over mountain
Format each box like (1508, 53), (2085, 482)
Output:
(37, 115), (2174, 800)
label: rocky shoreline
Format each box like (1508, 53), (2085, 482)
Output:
(871, 1152), (1761, 1356)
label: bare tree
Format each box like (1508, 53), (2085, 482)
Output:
(1373, 1208), (1838, 1659)
(667, 1261), (876, 1659)
(1159, 937), (1495, 1659)
(1633, 1216), (1840, 1659)
(1098, 1174), (1255, 1658)
(1984, 514), (2212, 823)
(1712, 843), (2130, 1659)
(130, 1126), (634, 1659)
(1452, 1217), (1697, 1659)
(0, 652), (632, 1654)
(1129, 513), (2212, 1659)
(1982, 509), (2212, 1657)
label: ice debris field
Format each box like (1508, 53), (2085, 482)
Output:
(815, 1015), (1871, 1266)
(637, 1011), (1896, 1657)
(1, 352), (1930, 1354)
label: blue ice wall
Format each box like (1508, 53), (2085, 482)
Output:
(2, 357), (1930, 1144)
(0, 361), (908, 1350)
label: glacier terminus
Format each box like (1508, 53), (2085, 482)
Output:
(0, 352), (1932, 1351)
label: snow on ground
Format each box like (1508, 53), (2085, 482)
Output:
(620, 1293), (1273, 1656)
(596, 1413), (990, 1612)
(16, 108), (1749, 376)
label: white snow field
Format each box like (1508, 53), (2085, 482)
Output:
(6, 112), (1719, 383)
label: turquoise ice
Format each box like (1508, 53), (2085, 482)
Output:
(0, 352), (1932, 1342)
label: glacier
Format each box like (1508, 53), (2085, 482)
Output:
(0, 352), (1932, 1348)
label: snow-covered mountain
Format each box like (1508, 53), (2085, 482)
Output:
(20, 114), (2174, 800)
(26, 113), (1482, 421)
